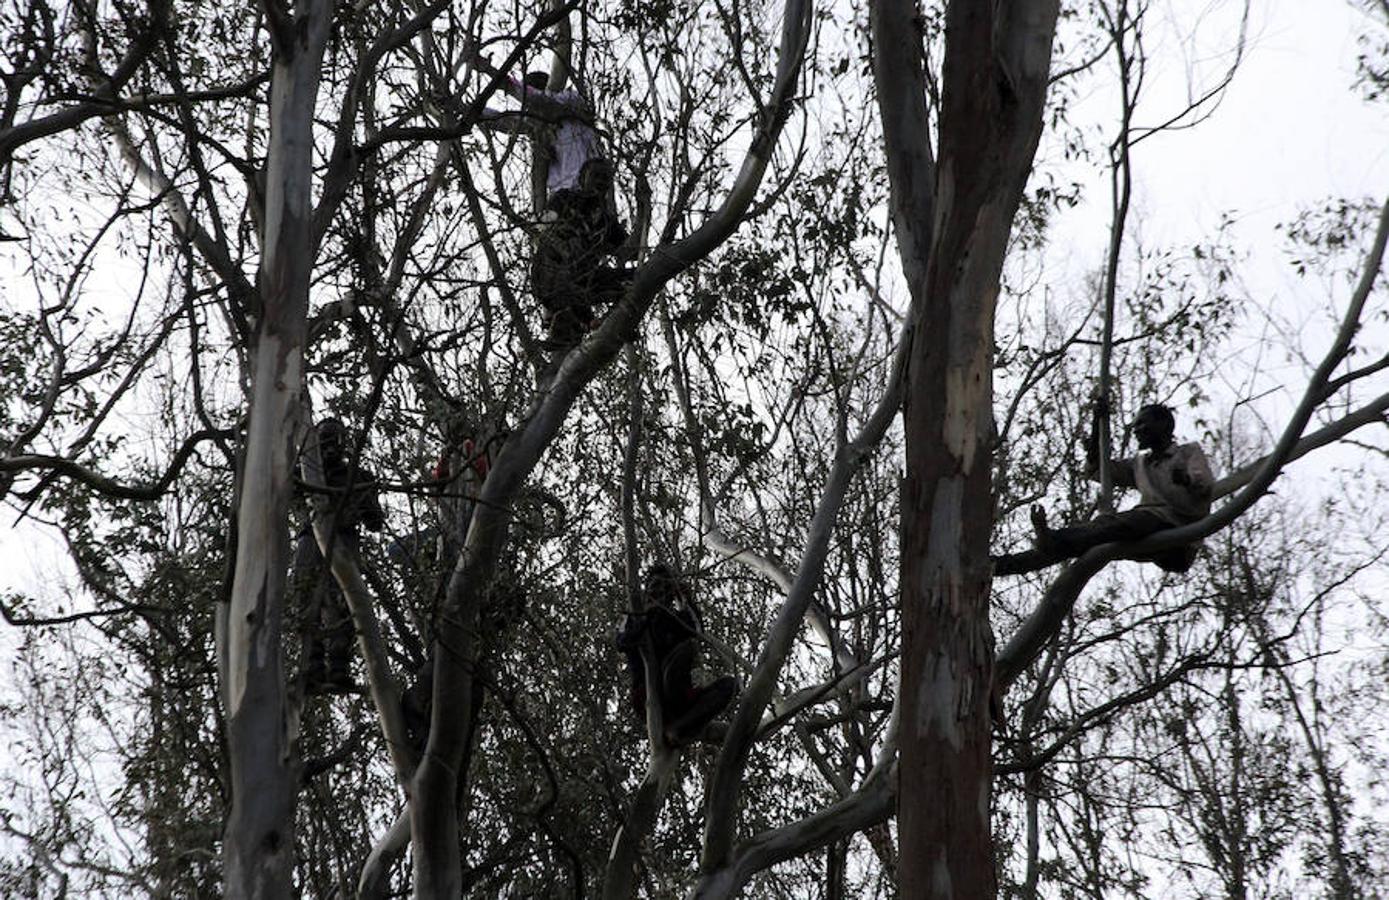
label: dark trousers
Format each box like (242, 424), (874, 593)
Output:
(535, 265), (630, 347)
(626, 641), (738, 743)
(995, 508), (1198, 575)
(293, 531), (356, 684)
(1049, 508), (1169, 554)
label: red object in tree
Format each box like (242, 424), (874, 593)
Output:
(432, 449), (452, 482)
(464, 437), (490, 479)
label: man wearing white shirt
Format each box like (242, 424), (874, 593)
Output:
(996, 404), (1215, 574)
(470, 52), (605, 205)
(470, 49), (632, 351)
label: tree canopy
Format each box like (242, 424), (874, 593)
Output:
(1, 0), (1387, 897)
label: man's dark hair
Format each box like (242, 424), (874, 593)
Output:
(579, 157), (615, 191)
(644, 564), (678, 606)
(317, 418), (349, 472)
(1136, 403), (1175, 432)
(524, 70), (549, 90)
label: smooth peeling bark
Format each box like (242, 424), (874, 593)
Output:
(603, 749), (679, 900)
(222, 3), (332, 898)
(886, 2), (1059, 898)
(222, 333), (303, 900)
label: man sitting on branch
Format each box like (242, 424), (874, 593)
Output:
(994, 403), (1214, 576)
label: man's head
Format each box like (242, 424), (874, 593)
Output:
(1132, 404), (1175, 451)
(317, 418), (353, 466)
(579, 157), (615, 195)
(318, 416), (345, 441)
(644, 563), (684, 609)
(524, 70), (549, 90)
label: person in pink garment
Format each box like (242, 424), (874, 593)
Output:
(468, 47), (606, 205)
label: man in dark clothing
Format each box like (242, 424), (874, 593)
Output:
(531, 157), (632, 349)
(293, 418), (385, 694)
(995, 404), (1215, 575)
(617, 565), (737, 746)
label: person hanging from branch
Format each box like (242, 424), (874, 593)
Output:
(994, 403), (1214, 576)
(467, 40), (633, 351)
(617, 564), (738, 747)
(292, 418), (385, 695)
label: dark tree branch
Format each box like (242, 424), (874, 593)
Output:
(2, 428), (233, 501)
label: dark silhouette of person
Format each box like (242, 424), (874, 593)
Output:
(617, 565), (738, 746)
(293, 418), (384, 694)
(995, 404), (1214, 575)
(530, 157), (631, 350)
(467, 46), (632, 351)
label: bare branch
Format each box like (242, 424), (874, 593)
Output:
(2, 428), (232, 501)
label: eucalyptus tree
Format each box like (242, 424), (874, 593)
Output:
(3, 0), (1389, 898)
(1, 0), (896, 895)
(874, 3), (1389, 899)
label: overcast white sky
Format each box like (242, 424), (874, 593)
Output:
(1135, 1), (1385, 225)
(1050, 0), (1387, 290)
(0, 5), (1385, 895)
(1012, 0), (1389, 489)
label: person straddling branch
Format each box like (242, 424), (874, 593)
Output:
(292, 418), (385, 695)
(994, 403), (1214, 575)
(468, 44), (633, 350)
(531, 157), (632, 348)
(617, 564), (738, 747)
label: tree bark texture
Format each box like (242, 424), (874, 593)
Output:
(222, 3), (332, 898)
(882, 2), (1058, 898)
(602, 749), (678, 900)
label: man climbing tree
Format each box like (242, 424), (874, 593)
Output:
(994, 403), (1214, 575)
(617, 564), (738, 746)
(531, 157), (632, 349)
(469, 42), (608, 207)
(293, 418), (385, 694)
(469, 39), (632, 351)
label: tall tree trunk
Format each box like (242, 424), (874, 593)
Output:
(876, 2), (1059, 897)
(221, 3), (332, 897)
(602, 749), (678, 900)
(405, 1), (814, 893)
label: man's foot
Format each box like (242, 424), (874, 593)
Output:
(306, 654), (356, 695)
(991, 553), (1026, 576)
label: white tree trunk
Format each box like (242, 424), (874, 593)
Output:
(221, 4), (332, 898)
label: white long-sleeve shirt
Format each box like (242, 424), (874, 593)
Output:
(501, 77), (603, 196)
(1111, 441), (1214, 525)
